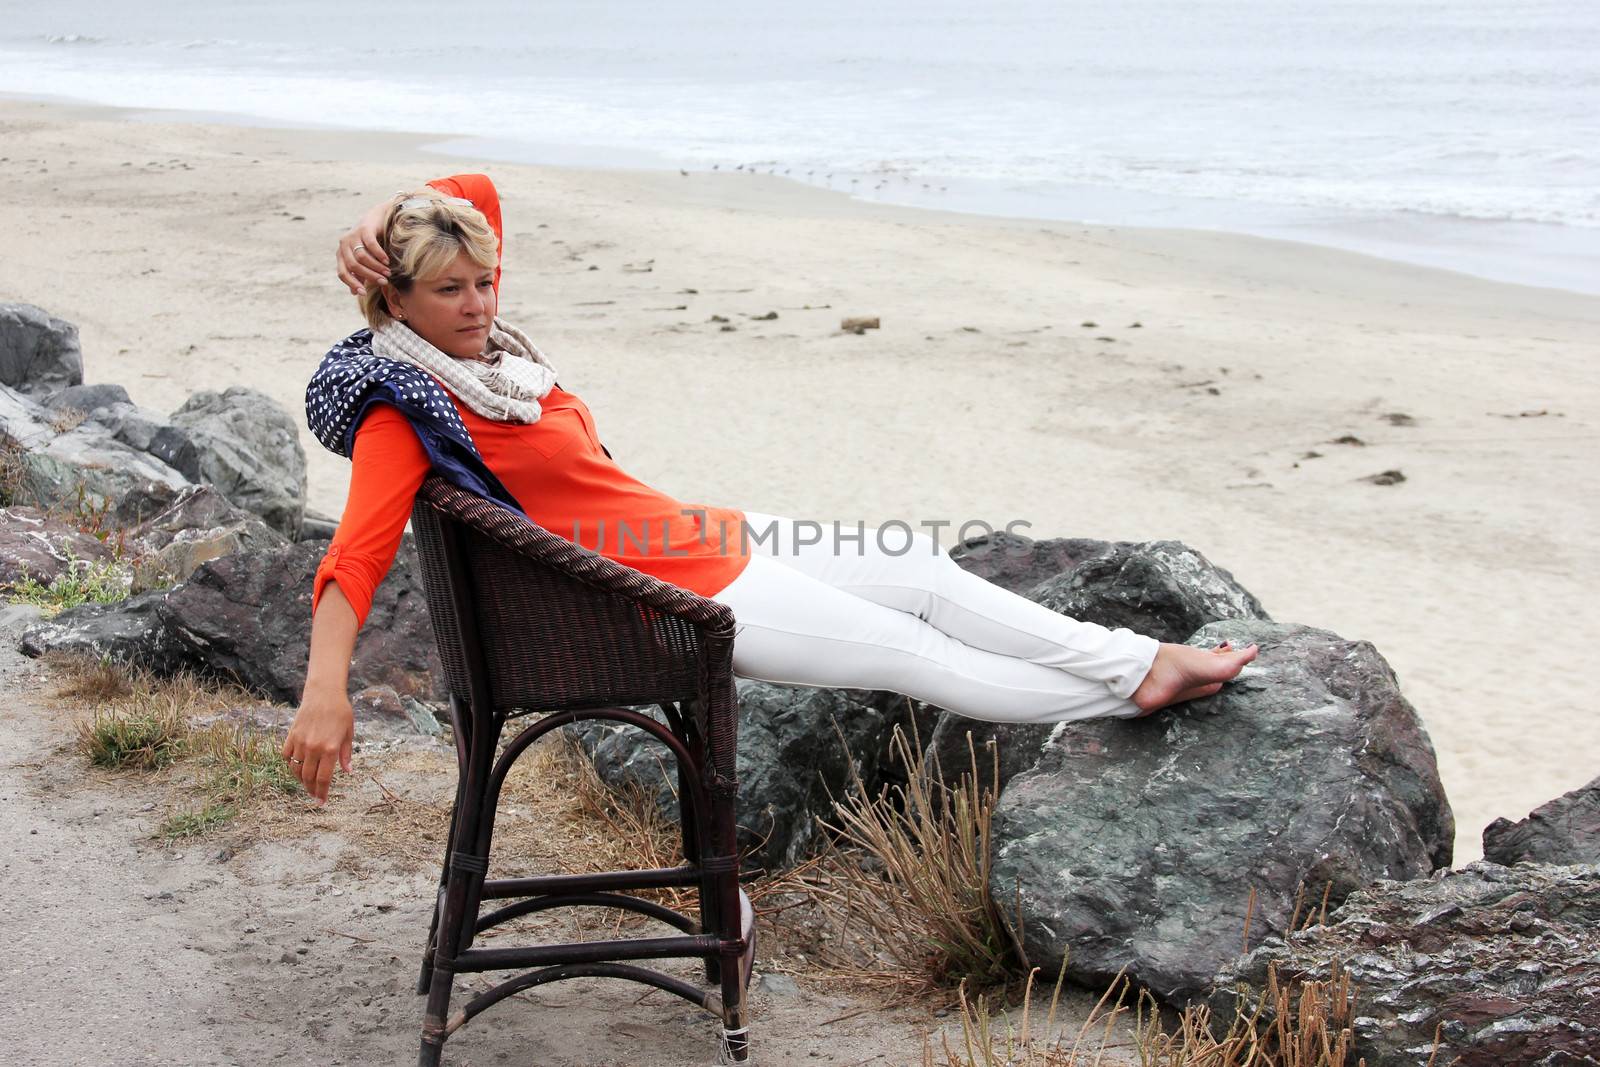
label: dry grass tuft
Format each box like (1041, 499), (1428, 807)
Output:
(926, 960), (1373, 1067)
(50, 653), (296, 835)
(794, 715), (1021, 992)
(190, 721), (302, 804)
(74, 700), (190, 769)
(48, 653), (137, 702)
(0, 433), (32, 507)
(158, 800), (236, 840)
(63, 658), (228, 771)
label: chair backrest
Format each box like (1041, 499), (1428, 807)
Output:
(408, 477), (728, 717)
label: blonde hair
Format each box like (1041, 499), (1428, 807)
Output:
(359, 188), (499, 330)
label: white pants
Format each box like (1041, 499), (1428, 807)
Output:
(708, 512), (1160, 724)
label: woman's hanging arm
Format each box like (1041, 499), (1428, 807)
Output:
(283, 582), (360, 805)
(283, 405), (429, 803)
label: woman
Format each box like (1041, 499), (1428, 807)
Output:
(283, 174), (1257, 804)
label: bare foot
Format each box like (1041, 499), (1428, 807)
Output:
(1131, 640), (1259, 717)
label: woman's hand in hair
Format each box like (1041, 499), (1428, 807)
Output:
(336, 196), (396, 296)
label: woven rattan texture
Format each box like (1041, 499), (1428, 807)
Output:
(409, 480), (741, 782)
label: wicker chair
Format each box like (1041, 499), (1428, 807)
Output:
(406, 477), (753, 1066)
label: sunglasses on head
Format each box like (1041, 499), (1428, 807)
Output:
(395, 195), (474, 212)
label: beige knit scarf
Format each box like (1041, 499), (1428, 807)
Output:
(373, 317), (560, 423)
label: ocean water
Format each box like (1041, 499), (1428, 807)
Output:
(2, 0), (1596, 291)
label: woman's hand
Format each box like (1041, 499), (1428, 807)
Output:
(336, 197), (396, 296)
(282, 681), (355, 805)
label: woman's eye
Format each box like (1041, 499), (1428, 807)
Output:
(438, 285), (458, 294)
(478, 279), (494, 289)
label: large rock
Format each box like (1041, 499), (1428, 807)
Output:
(575, 680), (902, 872)
(1031, 539), (1270, 642)
(44, 383), (131, 415)
(160, 539), (440, 703)
(1208, 861), (1600, 1066)
(0, 506), (115, 587)
(990, 618), (1453, 1003)
(1483, 773), (1600, 867)
(21, 538), (443, 704)
(927, 538), (1273, 796)
(0, 384), (190, 512)
(948, 530), (1110, 595)
(169, 387), (307, 538)
(0, 303), (83, 397)
(123, 484), (286, 591)
(87, 401), (201, 489)
(18, 589), (187, 672)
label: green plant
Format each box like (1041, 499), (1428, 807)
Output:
(158, 801), (237, 840)
(64, 481), (118, 543)
(807, 714), (1021, 990)
(74, 702), (191, 770)
(7, 551), (132, 615)
(193, 722), (302, 803)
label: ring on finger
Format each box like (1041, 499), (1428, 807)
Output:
(288, 756), (304, 765)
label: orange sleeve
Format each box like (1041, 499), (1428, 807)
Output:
(428, 173), (503, 292)
(312, 404), (431, 629)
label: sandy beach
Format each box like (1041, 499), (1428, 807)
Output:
(3, 96), (1598, 864)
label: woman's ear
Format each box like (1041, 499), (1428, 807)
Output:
(383, 286), (406, 322)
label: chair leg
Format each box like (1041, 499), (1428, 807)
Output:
(419, 697), (494, 1066)
(678, 750), (724, 984)
(418, 866), (467, 1067)
(717, 885), (754, 1063)
(710, 771), (752, 1062)
(418, 771), (469, 994)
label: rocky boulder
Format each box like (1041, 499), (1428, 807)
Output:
(159, 539), (439, 703)
(575, 680), (903, 872)
(0, 506), (115, 587)
(990, 618), (1453, 1003)
(44, 383), (131, 416)
(192, 686), (443, 746)
(947, 530), (1110, 595)
(18, 589), (187, 673)
(87, 400), (201, 489)
(927, 538), (1273, 796)
(123, 484), (286, 591)
(21, 538), (443, 705)
(1031, 539), (1270, 642)
(1482, 773), (1600, 867)
(169, 387), (307, 538)
(350, 684), (445, 739)
(1208, 861), (1600, 1066)
(1, 384), (190, 513)
(0, 303), (83, 397)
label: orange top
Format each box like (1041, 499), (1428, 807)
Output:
(312, 175), (750, 627)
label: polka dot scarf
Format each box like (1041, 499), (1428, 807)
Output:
(304, 328), (525, 514)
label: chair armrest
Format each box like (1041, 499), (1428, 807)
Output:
(415, 477), (736, 637)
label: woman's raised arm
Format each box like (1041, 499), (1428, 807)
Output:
(335, 174), (504, 295)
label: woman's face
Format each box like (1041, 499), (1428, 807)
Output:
(390, 249), (497, 359)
